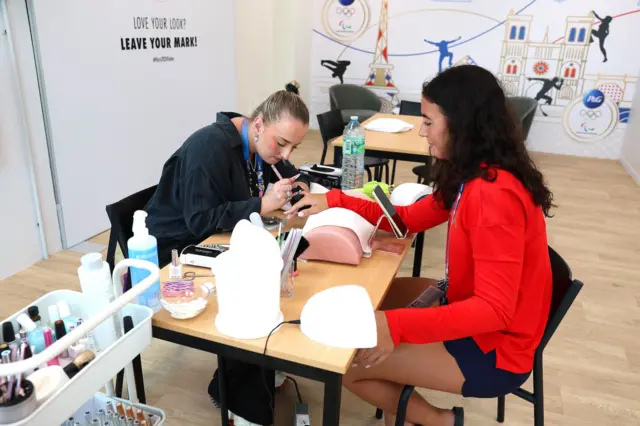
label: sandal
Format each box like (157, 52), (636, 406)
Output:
(452, 406), (464, 426)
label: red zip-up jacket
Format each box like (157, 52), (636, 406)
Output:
(326, 169), (552, 373)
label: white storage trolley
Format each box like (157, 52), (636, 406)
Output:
(0, 259), (166, 425)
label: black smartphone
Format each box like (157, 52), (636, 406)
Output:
(372, 185), (409, 239)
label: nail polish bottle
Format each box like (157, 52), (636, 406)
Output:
(48, 304), (61, 336)
(16, 313), (47, 354)
(2, 321), (19, 361)
(28, 306), (42, 326)
(54, 320), (71, 362)
(56, 300), (80, 332)
(43, 328), (59, 366)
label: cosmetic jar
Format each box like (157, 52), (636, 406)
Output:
(26, 365), (70, 405)
(160, 281), (215, 319)
(0, 379), (36, 423)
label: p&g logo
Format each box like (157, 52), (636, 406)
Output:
(583, 90), (605, 109)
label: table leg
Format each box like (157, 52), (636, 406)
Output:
(333, 146), (342, 168)
(322, 372), (342, 426)
(412, 231), (425, 277)
(217, 355), (229, 426)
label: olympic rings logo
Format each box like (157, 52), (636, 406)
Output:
(336, 7), (356, 17)
(580, 109), (602, 120)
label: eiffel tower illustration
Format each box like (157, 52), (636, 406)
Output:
(363, 0), (399, 104)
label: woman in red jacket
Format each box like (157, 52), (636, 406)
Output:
(286, 65), (554, 426)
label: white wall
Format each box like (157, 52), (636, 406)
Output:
(310, 0), (640, 158)
(20, 0), (237, 247)
(621, 77), (640, 184)
(0, 12), (42, 279)
(5, 0), (62, 256)
(235, 0), (313, 115)
(0, 0), (63, 278)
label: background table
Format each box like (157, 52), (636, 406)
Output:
(331, 113), (429, 167)
(151, 220), (415, 426)
(332, 113), (430, 277)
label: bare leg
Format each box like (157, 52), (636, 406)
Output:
(344, 277), (463, 426)
(343, 342), (463, 425)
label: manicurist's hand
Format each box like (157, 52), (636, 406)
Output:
(260, 175), (298, 215)
(284, 192), (329, 219)
(352, 311), (395, 369)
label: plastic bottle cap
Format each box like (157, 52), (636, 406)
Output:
(57, 300), (72, 319)
(132, 210), (149, 238)
(16, 314), (37, 332)
(48, 304), (61, 323)
(2, 321), (16, 342)
(28, 306), (40, 318)
(80, 252), (104, 271)
(350, 116), (358, 120)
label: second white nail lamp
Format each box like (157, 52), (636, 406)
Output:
(299, 284), (377, 349)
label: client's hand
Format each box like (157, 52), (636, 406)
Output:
(352, 311), (394, 369)
(261, 175), (298, 215)
(284, 192), (329, 219)
(293, 181), (309, 193)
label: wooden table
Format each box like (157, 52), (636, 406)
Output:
(331, 113), (429, 166)
(151, 219), (415, 425)
(332, 113), (430, 278)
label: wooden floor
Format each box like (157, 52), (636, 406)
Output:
(2, 130), (640, 425)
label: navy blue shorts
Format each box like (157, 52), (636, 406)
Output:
(444, 337), (531, 398)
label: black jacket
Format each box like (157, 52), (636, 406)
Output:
(145, 111), (309, 265)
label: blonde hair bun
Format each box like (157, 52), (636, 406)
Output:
(285, 80), (301, 94)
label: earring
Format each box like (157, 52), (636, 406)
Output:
(254, 134), (259, 143)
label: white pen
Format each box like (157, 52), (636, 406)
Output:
(271, 164), (284, 180)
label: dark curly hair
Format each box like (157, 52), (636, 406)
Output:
(422, 65), (554, 217)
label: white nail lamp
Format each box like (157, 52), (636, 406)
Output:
(390, 182), (433, 206)
(300, 285), (377, 349)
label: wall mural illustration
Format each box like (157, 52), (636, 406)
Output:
(311, 0), (640, 159)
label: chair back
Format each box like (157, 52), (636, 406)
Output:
(105, 185), (158, 273)
(329, 84), (382, 111)
(316, 110), (346, 165)
(538, 246), (583, 352)
(507, 96), (538, 140)
(399, 100), (421, 116)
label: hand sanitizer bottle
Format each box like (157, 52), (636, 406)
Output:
(127, 210), (161, 313)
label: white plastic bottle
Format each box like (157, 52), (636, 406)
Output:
(77, 252), (119, 352)
(127, 210), (161, 313)
(341, 115), (366, 190)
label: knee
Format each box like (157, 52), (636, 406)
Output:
(342, 366), (364, 390)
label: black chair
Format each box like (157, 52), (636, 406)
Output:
(105, 185), (158, 274)
(397, 100), (432, 187)
(507, 96), (538, 141)
(104, 184), (158, 404)
(316, 109), (390, 183)
(375, 246), (584, 426)
(399, 100), (421, 116)
(329, 84), (382, 125)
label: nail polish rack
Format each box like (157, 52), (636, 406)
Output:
(63, 392), (165, 426)
(0, 259), (162, 426)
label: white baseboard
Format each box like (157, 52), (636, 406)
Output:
(620, 157), (640, 186)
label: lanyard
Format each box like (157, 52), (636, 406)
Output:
(241, 119), (264, 197)
(444, 183), (465, 280)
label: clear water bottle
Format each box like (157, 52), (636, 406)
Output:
(341, 116), (366, 190)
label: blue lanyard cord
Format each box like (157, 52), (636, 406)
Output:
(444, 183), (465, 280)
(241, 119), (264, 197)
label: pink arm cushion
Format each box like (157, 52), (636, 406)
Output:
(300, 225), (363, 265)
